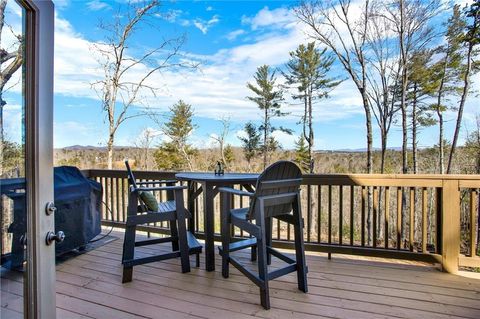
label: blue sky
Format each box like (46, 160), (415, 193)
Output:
(5, 0), (478, 151)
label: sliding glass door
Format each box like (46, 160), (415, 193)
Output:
(1, 1), (55, 318)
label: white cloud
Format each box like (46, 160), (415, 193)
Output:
(51, 6), (361, 126)
(54, 0), (71, 10)
(86, 0), (110, 11)
(241, 6), (296, 30)
(193, 15), (220, 34)
(160, 9), (183, 23)
(225, 29), (245, 41)
(206, 6), (213, 12)
(272, 130), (298, 149)
(51, 4), (480, 150)
(3, 104), (23, 144)
(54, 121), (102, 147)
(54, 14), (103, 99)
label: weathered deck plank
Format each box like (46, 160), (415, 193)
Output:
(3, 232), (480, 318)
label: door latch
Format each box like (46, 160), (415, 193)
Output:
(45, 202), (56, 216)
(45, 231), (65, 245)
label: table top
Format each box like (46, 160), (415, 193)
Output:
(175, 172), (259, 183)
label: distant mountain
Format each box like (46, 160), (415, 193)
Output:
(59, 145), (407, 152)
(317, 147), (403, 153)
(59, 145), (131, 151)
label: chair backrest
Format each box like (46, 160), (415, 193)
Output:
(125, 160), (138, 189)
(248, 161), (302, 219)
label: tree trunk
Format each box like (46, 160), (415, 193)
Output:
(435, 45), (449, 175)
(107, 133), (114, 170)
(400, 0), (409, 174)
(363, 92), (373, 174)
(263, 107), (268, 169)
(220, 140), (226, 166)
(438, 112), (445, 174)
(380, 130), (387, 174)
(180, 145), (194, 171)
(0, 96), (3, 176)
(447, 42), (473, 174)
(412, 84), (418, 174)
(362, 90), (373, 244)
(401, 105), (408, 173)
(308, 89), (314, 173)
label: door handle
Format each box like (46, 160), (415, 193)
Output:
(45, 202), (56, 215)
(45, 231), (65, 245)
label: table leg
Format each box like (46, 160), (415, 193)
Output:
(203, 182), (215, 271)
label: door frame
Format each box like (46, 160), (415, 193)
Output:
(20, 0), (55, 318)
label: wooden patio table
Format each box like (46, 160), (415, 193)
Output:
(175, 172), (259, 271)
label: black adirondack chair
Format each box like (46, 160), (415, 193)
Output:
(121, 160), (202, 283)
(218, 161), (308, 309)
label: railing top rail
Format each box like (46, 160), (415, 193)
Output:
(302, 174), (480, 188)
(82, 169), (480, 188)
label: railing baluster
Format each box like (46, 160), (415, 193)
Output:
(422, 187), (428, 253)
(436, 187), (442, 255)
(470, 190), (477, 257)
(121, 177), (126, 222)
(116, 177), (120, 223)
(195, 183), (199, 233)
(307, 185), (312, 242)
(239, 185), (244, 238)
(317, 185), (322, 243)
(410, 187), (415, 252)
(361, 186), (366, 247)
(101, 177), (106, 220)
(287, 185), (291, 241)
(110, 177), (115, 223)
(339, 185), (343, 245)
(277, 213), (281, 240)
(328, 185), (332, 246)
(87, 169), (480, 274)
(373, 187), (378, 248)
(350, 185), (354, 246)
(385, 186), (390, 249)
(397, 187), (402, 250)
(328, 185), (332, 259)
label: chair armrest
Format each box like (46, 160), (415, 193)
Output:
(218, 187), (254, 197)
(136, 185), (187, 192)
(135, 180), (177, 185)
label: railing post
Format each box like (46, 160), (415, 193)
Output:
(441, 179), (460, 274)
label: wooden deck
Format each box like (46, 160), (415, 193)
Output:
(3, 231), (480, 319)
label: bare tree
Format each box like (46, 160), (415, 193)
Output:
(134, 127), (158, 170)
(210, 117), (231, 167)
(384, 0), (440, 174)
(0, 0), (22, 175)
(296, 0), (374, 244)
(365, 4), (401, 173)
(91, 0), (196, 169)
(296, 0), (373, 174)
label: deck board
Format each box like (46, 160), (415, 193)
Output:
(3, 232), (480, 318)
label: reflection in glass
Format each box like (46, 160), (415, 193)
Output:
(0, 0), (26, 317)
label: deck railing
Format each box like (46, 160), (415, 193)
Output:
(83, 169), (480, 273)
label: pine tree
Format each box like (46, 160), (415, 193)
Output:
(407, 49), (437, 173)
(447, 0), (480, 173)
(294, 136), (310, 173)
(154, 100), (197, 171)
(246, 65), (288, 169)
(284, 42), (340, 173)
(239, 122), (260, 168)
(429, 5), (466, 174)
(224, 144), (235, 167)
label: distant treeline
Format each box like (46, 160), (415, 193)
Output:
(54, 144), (480, 175)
